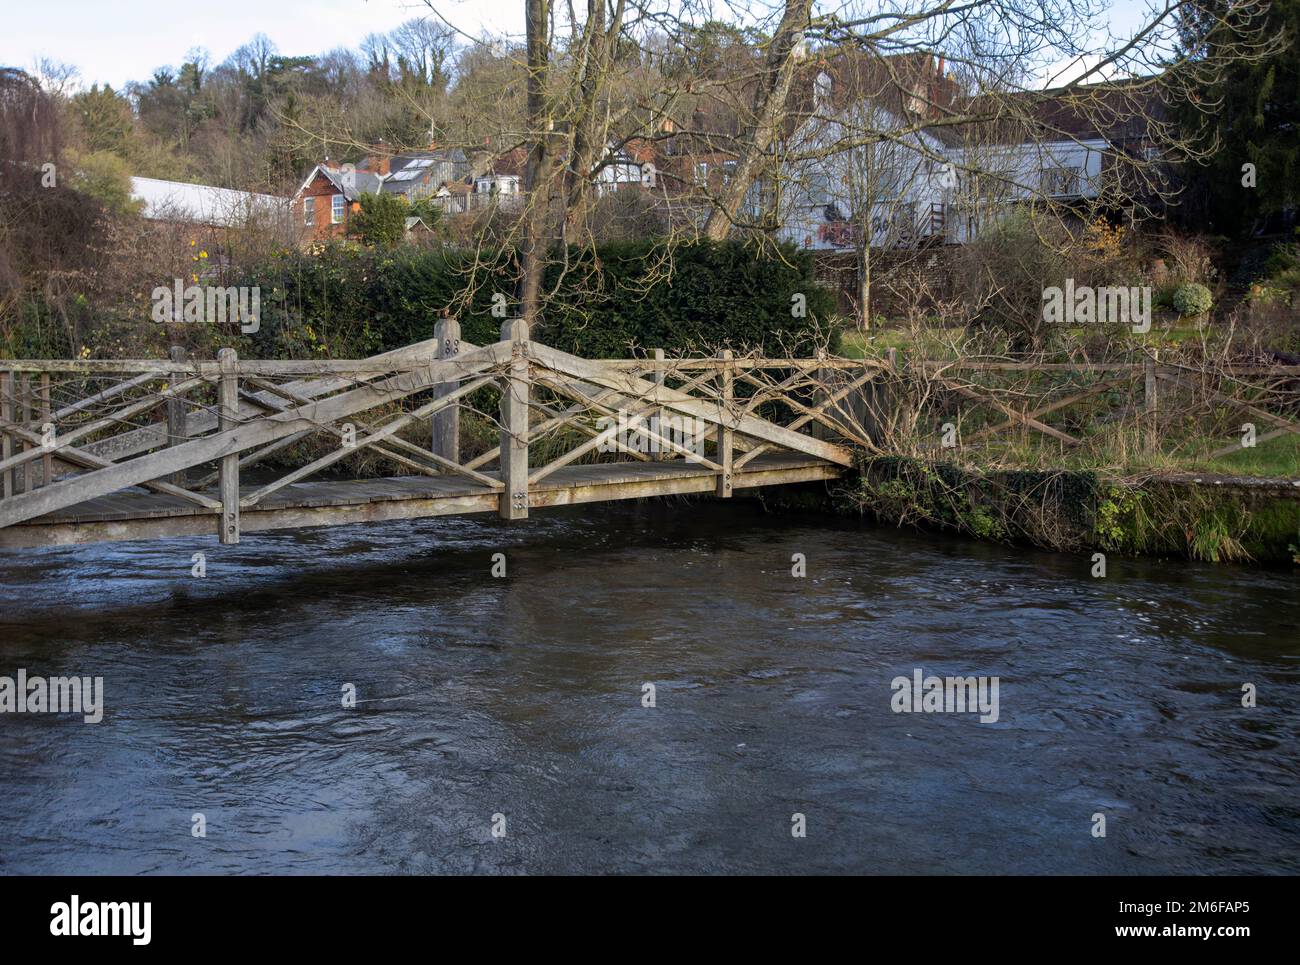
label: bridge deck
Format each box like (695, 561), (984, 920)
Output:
(0, 453), (840, 548)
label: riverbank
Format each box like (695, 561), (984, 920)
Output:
(823, 455), (1300, 565)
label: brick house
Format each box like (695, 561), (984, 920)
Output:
(294, 163), (367, 241)
(292, 143), (470, 241)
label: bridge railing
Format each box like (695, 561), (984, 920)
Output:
(0, 321), (874, 543)
(4, 327), (1296, 546)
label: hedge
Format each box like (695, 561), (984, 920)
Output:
(240, 239), (838, 359)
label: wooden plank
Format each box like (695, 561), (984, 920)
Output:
(717, 349), (734, 497)
(0, 357), (435, 376)
(652, 348), (666, 462)
(465, 381), (635, 471)
(167, 346), (187, 485)
(0, 373), (207, 478)
(531, 376), (722, 476)
(40, 373), (52, 488)
(499, 319), (530, 519)
(433, 314), (461, 464)
(370, 433), (504, 490)
(49, 370), (157, 423)
(1, 370), (11, 498)
(0, 453), (841, 548)
(20, 375), (32, 494)
(218, 349), (240, 544)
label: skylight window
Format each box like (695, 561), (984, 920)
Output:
(390, 158), (435, 181)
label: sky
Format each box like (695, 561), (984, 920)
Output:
(5, 0), (527, 90)
(5, 0), (1156, 92)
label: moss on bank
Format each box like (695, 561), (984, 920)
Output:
(834, 455), (1300, 564)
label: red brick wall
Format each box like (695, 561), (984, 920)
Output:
(296, 172), (354, 243)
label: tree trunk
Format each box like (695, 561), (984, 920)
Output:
(564, 0), (627, 239)
(856, 233), (871, 331)
(519, 0), (552, 327)
(702, 0), (813, 241)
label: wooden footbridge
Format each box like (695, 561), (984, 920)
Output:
(0, 320), (880, 549)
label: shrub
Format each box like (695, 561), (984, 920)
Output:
(952, 210), (1134, 350)
(1261, 242), (1300, 289)
(67, 150), (143, 218)
(238, 238), (838, 359)
(953, 211), (1073, 348)
(1171, 282), (1213, 317)
(352, 193), (409, 249)
(1155, 233), (1215, 288)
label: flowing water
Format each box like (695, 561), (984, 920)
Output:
(0, 500), (1296, 874)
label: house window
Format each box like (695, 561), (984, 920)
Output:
(303, 198), (314, 226)
(331, 194), (345, 224)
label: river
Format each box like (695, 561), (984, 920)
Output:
(0, 500), (1296, 874)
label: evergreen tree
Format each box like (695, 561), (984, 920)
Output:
(1174, 0), (1300, 234)
(352, 192), (409, 248)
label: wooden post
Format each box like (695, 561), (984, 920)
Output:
(500, 318), (529, 519)
(1, 370), (12, 498)
(655, 348), (665, 462)
(432, 313), (461, 465)
(167, 345), (188, 485)
(217, 348), (240, 544)
(20, 375), (33, 494)
(810, 348), (828, 442)
(1143, 351), (1158, 453)
(39, 373), (51, 489)
(717, 349), (734, 498)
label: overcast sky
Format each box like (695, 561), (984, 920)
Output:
(7, 0), (1153, 92)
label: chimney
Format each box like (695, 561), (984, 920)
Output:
(369, 139), (391, 176)
(323, 156), (339, 170)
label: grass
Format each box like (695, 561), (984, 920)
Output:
(839, 326), (967, 359)
(956, 424), (1300, 480)
(1197, 432), (1300, 478)
(838, 321), (1213, 360)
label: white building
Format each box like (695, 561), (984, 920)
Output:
(775, 58), (1137, 252)
(130, 177), (289, 228)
